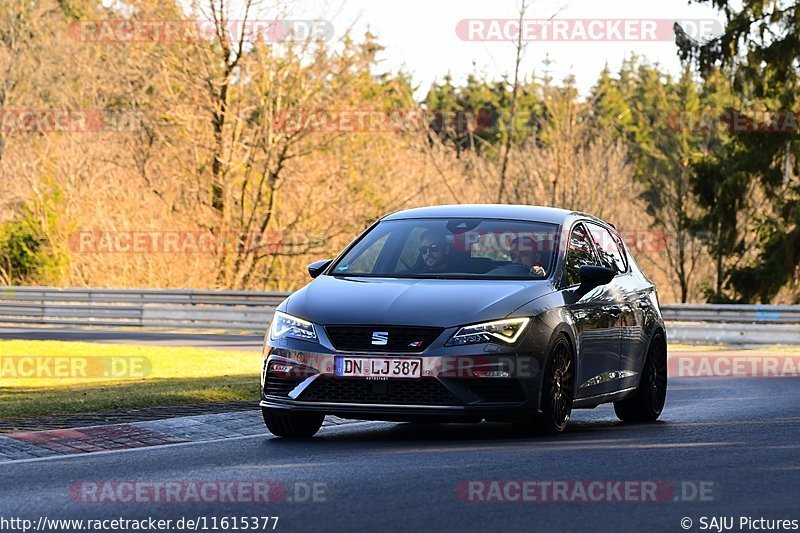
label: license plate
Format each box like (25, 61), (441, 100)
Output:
(334, 357), (422, 379)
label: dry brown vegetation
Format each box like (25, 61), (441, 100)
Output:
(0, 0), (725, 303)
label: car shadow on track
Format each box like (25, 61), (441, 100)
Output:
(261, 417), (670, 448)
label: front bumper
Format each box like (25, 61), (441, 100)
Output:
(260, 345), (545, 422)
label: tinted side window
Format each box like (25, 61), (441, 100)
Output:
(586, 223), (627, 273)
(566, 223), (597, 286)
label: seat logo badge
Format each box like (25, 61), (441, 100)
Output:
(371, 331), (389, 346)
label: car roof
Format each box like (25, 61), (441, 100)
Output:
(382, 204), (601, 226)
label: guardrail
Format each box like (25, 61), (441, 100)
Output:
(1, 287), (799, 344)
(0, 287), (285, 331)
(663, 321), (800, 345)
(660, 304), (800, 345)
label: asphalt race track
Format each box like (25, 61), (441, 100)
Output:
(1, 375), (798, 533)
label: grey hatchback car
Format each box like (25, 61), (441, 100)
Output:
(260, 205), (667, 437)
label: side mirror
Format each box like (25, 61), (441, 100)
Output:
(307, 259), (332, 278)
(578, 265), (615, 292)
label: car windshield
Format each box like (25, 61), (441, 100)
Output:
(329, 218), (559, 279)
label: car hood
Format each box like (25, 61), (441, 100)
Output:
(284, 275), (554, 327)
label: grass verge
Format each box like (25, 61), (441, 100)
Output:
(0, 340), (260, 420)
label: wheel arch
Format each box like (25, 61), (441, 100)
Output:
(634, 325), (668, 387)
(537, 323), (578, 409)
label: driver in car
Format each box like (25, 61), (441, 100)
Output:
(418, 230), (451, 272)
(509, 235), (547, 277)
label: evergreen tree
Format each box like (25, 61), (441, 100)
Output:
(677, 0), (800, 302)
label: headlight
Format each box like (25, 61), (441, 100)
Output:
(269, 311), (318, 342)
(446, 318), (530, 346)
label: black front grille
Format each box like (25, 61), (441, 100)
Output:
(264, 376), (303, 397)
(458, 379), (527, 403)
(299, 378), (461, 405)
(324, 325), (443, 352)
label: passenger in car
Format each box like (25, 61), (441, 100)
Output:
(509, 235), (547, 277)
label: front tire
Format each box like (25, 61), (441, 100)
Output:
(262, 408), (324, 438)
(614, 332), (667, 422)
(515, 335), (574, 435)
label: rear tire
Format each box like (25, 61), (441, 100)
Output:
(262, 408), (324, 438)
(514, 335), (574, 435)
(614, 332), (667, 422)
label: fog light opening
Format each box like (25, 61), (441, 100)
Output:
(472, 369), (511, 378)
